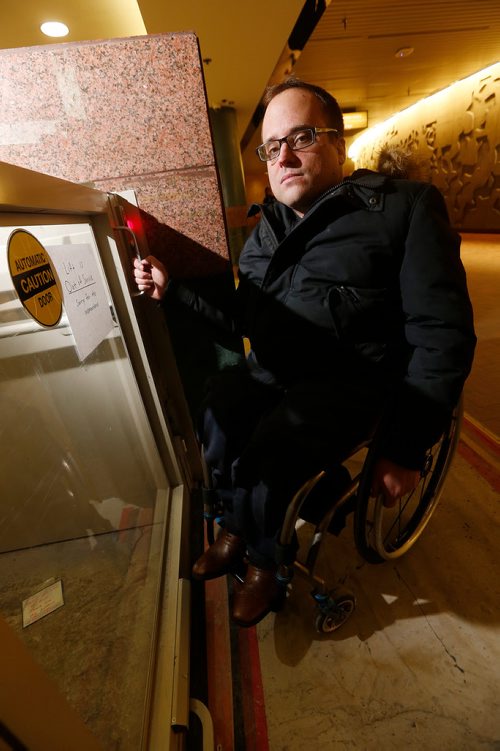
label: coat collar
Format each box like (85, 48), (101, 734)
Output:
(249, 169), (389, 222)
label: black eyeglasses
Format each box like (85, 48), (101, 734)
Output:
(256, 127), (339, 162)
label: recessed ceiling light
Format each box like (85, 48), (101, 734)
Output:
(395, 46), (414, 59)
(40, 21), (69, 38)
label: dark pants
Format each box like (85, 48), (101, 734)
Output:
(199, 365), (387, 568)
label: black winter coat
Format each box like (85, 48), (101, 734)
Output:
(168, 170), (476, 469)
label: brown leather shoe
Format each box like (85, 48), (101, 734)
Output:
(192, 531), (246, 581)
(231, 564), (285, 627)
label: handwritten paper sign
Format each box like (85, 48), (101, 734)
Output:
(48, 243), (114, 361)
(22, 579), (64, 627)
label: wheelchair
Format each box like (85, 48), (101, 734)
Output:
(201, 397), (463, 634)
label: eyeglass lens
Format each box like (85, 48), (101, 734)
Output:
(259, 128), (315, 161)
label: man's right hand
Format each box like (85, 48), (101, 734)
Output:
(371, 457), (421, 508)
(133, 255), (168, 301)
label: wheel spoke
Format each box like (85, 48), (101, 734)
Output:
(353, 396), (462, 561)
(380, 451), (437, 550)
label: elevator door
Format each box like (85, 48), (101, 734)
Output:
(0, 216), (181, 750)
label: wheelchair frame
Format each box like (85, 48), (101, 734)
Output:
(201, 398), (463, 633)
(275, 397), (463, 632)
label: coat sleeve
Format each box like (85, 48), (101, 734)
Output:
(380, 183), (476, 469)
(163, 267), (242, 335)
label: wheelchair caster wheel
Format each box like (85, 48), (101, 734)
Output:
(314, 592), (355, 633)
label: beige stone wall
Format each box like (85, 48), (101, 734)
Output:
(349, 64), (500, 231)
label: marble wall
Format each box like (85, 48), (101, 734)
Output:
(0, 33), (230, 273)
(350, 63), (500, 232)
(0, 32), (238, 421)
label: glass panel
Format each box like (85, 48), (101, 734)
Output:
(0, 220), (170, 749)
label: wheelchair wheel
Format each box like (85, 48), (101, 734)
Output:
(354, 399), (463, 563)
(313, 590), (356, 633)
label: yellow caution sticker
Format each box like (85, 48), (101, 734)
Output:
(7, 229), (62, 327)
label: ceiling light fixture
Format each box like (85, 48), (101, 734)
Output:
(40, 21), (69, 38)
(343, 111), (368, 130)
(395, 46), (414, 59)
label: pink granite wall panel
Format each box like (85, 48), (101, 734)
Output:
(94, 167), (228, 259)
(0, 33), (229, 259)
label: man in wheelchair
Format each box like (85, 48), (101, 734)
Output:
(134, 79), (476, 628)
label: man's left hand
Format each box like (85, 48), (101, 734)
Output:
(371, 457), (421, 507)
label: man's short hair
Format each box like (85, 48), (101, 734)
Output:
(263, 78), (344, 137)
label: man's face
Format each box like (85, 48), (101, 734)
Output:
(262, 88), (346, 216)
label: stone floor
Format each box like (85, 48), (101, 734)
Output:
(461, 234), (500, 437)
(256, 448), (499, 750)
